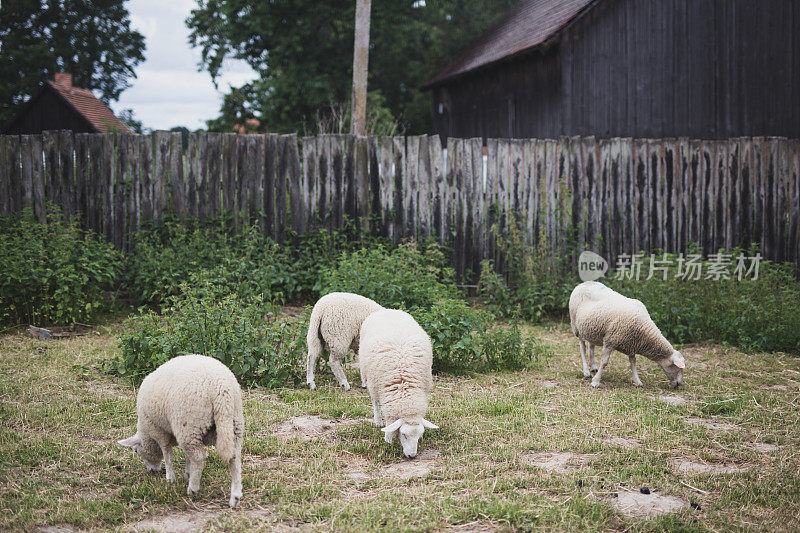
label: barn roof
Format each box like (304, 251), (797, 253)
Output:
(423, 0), (599, 88)
(45, 81), (131, 133)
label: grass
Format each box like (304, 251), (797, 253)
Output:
(1, 320), (800, 531)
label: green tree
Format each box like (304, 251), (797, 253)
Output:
(187, 0), (516, 134)
(0, 0), (145, 124)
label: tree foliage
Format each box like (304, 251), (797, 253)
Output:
(187, 0), (517, 134)
(0, 0), (145, 125)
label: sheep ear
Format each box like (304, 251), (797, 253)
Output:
(118, 435), (141, 447)
(421, 419), (439, 429)
(382, 419), (403, 433)
(671, 352), (686, 369)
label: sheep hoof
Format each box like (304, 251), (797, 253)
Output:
(166, 473), (176, 483)
(184, 470), (190, 482)
(633, 381), (643, 387)
(591, 381), (601, 388)
(187, 486), (199, 497)
(582, 371), (591, 379)
(341, 383), (351, 391)
(308, 381), (316, 390)
(229, 494), (241, 508)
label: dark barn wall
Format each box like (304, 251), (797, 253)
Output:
(3, 90), (95, 135)
(432, 0), (800, 140)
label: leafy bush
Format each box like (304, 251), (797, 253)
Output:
(479, 220), (576, 322)
(109, 287), (309, 387)
(0, 208), (121, 326)
(410, 299), (539, 374)
(606, 249), (800, 354)
(127, 218), (380, 307)
(322, 241), (457, 309)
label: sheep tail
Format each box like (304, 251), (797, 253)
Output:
(213, 389), (241, 464)
(306, 305), (324, 365)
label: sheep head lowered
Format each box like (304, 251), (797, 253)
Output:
(118, 434), (164, 473)
(382, 418), (438, 458)
(660, 350), (686, 388)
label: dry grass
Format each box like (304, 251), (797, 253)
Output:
(1, 320), (799, 531)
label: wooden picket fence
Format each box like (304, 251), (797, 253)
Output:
(1, 131), (798, 277)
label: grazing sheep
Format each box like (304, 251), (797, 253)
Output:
(359, 309), (438, 458)
(306, 292), (383, 390)
(569, 281), (686, 388)
(118, 354), (244, 508)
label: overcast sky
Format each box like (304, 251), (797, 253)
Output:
(110, 0), (258, 131)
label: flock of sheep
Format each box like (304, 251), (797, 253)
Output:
(117, 281), (686, 508)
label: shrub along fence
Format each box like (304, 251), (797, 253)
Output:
(1, 131), (798, 276)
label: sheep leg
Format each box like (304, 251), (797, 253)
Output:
(161, 445), (175, 482)
(228, 454), (242, 508)
(629, 354), (643, 387)
(306, 342), (323, 390)
(589, 345), (598, 372)
(328, 344), (351, 391)
(185, 445), (206, 496)
(591, 345), (613, 388)
(579, 340), (591, 378)
(371, 396), (383, 427)
(184, 455), (191, 482)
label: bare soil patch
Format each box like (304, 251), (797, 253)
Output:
(378, 448), (441, 480)
(134, 511), (216, 532)
(538, 380), (558, 389)
(271, 416), (361, 442)
(685, 417), (740, 432)
(748, 442), (779, 453)
(521, 451), (594, 474)
(654, 394), (688, 406)
(609, 490), (688, 517)
(35, 526), (75, 533)
(603, 436), (642, 449)
(670, 458), (751, 474)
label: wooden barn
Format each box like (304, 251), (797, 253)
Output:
(424, 0), (800, 141)
(1, 73), (130, 135)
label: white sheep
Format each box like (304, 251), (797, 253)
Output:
(359, 309), (438, 458)
(306, 292), (383, 390)
(569, 281), (686, 388)
(118, 354), (244, 508)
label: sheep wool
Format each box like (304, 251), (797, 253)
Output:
(118, 354), (244, 508)
(306, 292), (383, 390)
(569, 281), (686, 388)
(359, 309), (438, 458)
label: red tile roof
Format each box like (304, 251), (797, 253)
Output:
(424, 0), (599, 88)
(47, 81), (131, 133)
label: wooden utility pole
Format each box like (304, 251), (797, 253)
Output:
(350, 0), (371, 135)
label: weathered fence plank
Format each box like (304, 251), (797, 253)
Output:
(75, 133), (89, 225)
(207, 132), (221, 219)
(221, 133), (236, 217)
(186, 134), (198, 221)
(197, 133), (208, 222)
(392, 136), (405, 243)
(417, 135), (432, 240)
(404, 136), (420, 240)
(125, 133), (140, 248)
(368, 136), (380, 234)
(263, 133), (277, 239)
(378, 136), (394, 239)
(29, 135), (45, 223)
(43, 131), (59, 209)
(169, 132), (184, 219)
(154, 131), (170, 221)
(354, 135), (370, 235)
(302, 136), (317, 228)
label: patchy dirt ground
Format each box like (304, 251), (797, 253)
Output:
(2, 321), (800, 531)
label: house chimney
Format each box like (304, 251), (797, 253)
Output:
(54, 72), (72, 88)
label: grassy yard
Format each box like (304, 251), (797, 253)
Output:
(1, 320), (799, 532)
